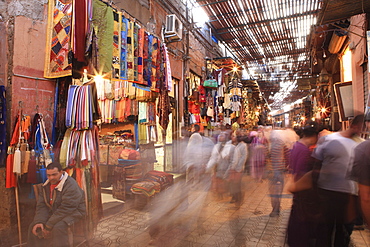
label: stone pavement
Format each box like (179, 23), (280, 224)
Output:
(88, 174), (370, 247)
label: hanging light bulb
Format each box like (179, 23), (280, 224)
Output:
(323, 50), (327, 58)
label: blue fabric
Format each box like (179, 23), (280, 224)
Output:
(120, 18), (128, 80)
(34, 124), (43, 157)
(65, 85), (78, 128)
(133, 83), (151, 92)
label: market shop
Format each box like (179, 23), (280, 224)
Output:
(1, 0), (219, 244)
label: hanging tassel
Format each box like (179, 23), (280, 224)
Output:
(23, 150), (30, 174)
(13, 147), (22, 175)
(20, 143), (29, 174)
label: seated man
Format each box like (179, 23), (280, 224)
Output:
(28, 162), (86, 247)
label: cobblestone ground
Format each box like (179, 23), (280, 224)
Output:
(88, 174), (370, 247)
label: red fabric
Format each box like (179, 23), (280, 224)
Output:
(26, 157), (38, 184)
(74, 0), (87, 62)
(76, 168), (82, 188)
(10, 115), (20, 146)
(199, 95), (206, 102)
(50, 183), (58, 204)
(6, 154), (16, 188)
(120, 149), (140, 160)
(198, 85), (206, 95)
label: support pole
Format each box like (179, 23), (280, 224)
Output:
(15, 177), (22, 245)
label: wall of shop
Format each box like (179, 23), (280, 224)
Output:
(0, 22), (6, 87)
(117, 0), (151, 24)
(12, 14), (56, 133)
(0, 1), (54, 245)
(349, 14), (366, 115)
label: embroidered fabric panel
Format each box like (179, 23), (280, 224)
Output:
(44, 0), (73, 78)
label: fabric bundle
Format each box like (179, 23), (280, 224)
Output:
(61, 128), (98, 169)
(66, 84), (94, 130)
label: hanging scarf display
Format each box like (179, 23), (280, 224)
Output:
(66, 84), (94, 130)
(59, 126), (102, 236)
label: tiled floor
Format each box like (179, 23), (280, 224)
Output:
(89, 174), (370, 247)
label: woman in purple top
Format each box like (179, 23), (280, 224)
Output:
(287, 126), (319, 247)
(250, 129), (268, 182)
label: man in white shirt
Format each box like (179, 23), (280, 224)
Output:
(312, 114), (364, 246)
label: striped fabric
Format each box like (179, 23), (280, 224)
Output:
(66, 85), (94, 130)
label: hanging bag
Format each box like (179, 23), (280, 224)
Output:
(203, 79), (218, 88)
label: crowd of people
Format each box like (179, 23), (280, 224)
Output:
(176, 115), (370, 246)
(27, 116), (370, 247)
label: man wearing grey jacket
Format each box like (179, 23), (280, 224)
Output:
(28, 162), (86, 247)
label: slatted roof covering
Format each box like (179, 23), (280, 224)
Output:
(196, 0), (323, 109)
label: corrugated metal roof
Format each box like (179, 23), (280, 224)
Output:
(197, 0), (323, 109)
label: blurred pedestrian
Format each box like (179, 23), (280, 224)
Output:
(313, 115), (364, 246)
(269, 129), (298, 217)
(225, 130), (248, 207)
(250, 129), (268, 182)
(351, 137), (370, 228)
(206, 132), (234, 199)
(287, 126), (319, 246)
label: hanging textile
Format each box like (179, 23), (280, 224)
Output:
(157, 88), (170, 131)
(133, 23), (139, 82)
(138, 102), (147, 123)
(6, 114), (20, 188)
(137, 28), (145, 85)
(66, 84), (95, 130)
(143, 32), (151, 86)
(139, 123), (148, 144)
(58, 127), (102, 236)
(163, 44), (172, 91)
(112, 10), (121, 79)
(92, 0), (113, 74)
(113, 79), (124, 100)
(44, 0), (73, 78)
(120, 17), (129, 80)
(73, 0), (88, 62)
(147, 102), (156, 124)
(150, 37), (159, 92)
(127, 21), (134, 82)
(0, 86), (6, 167)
